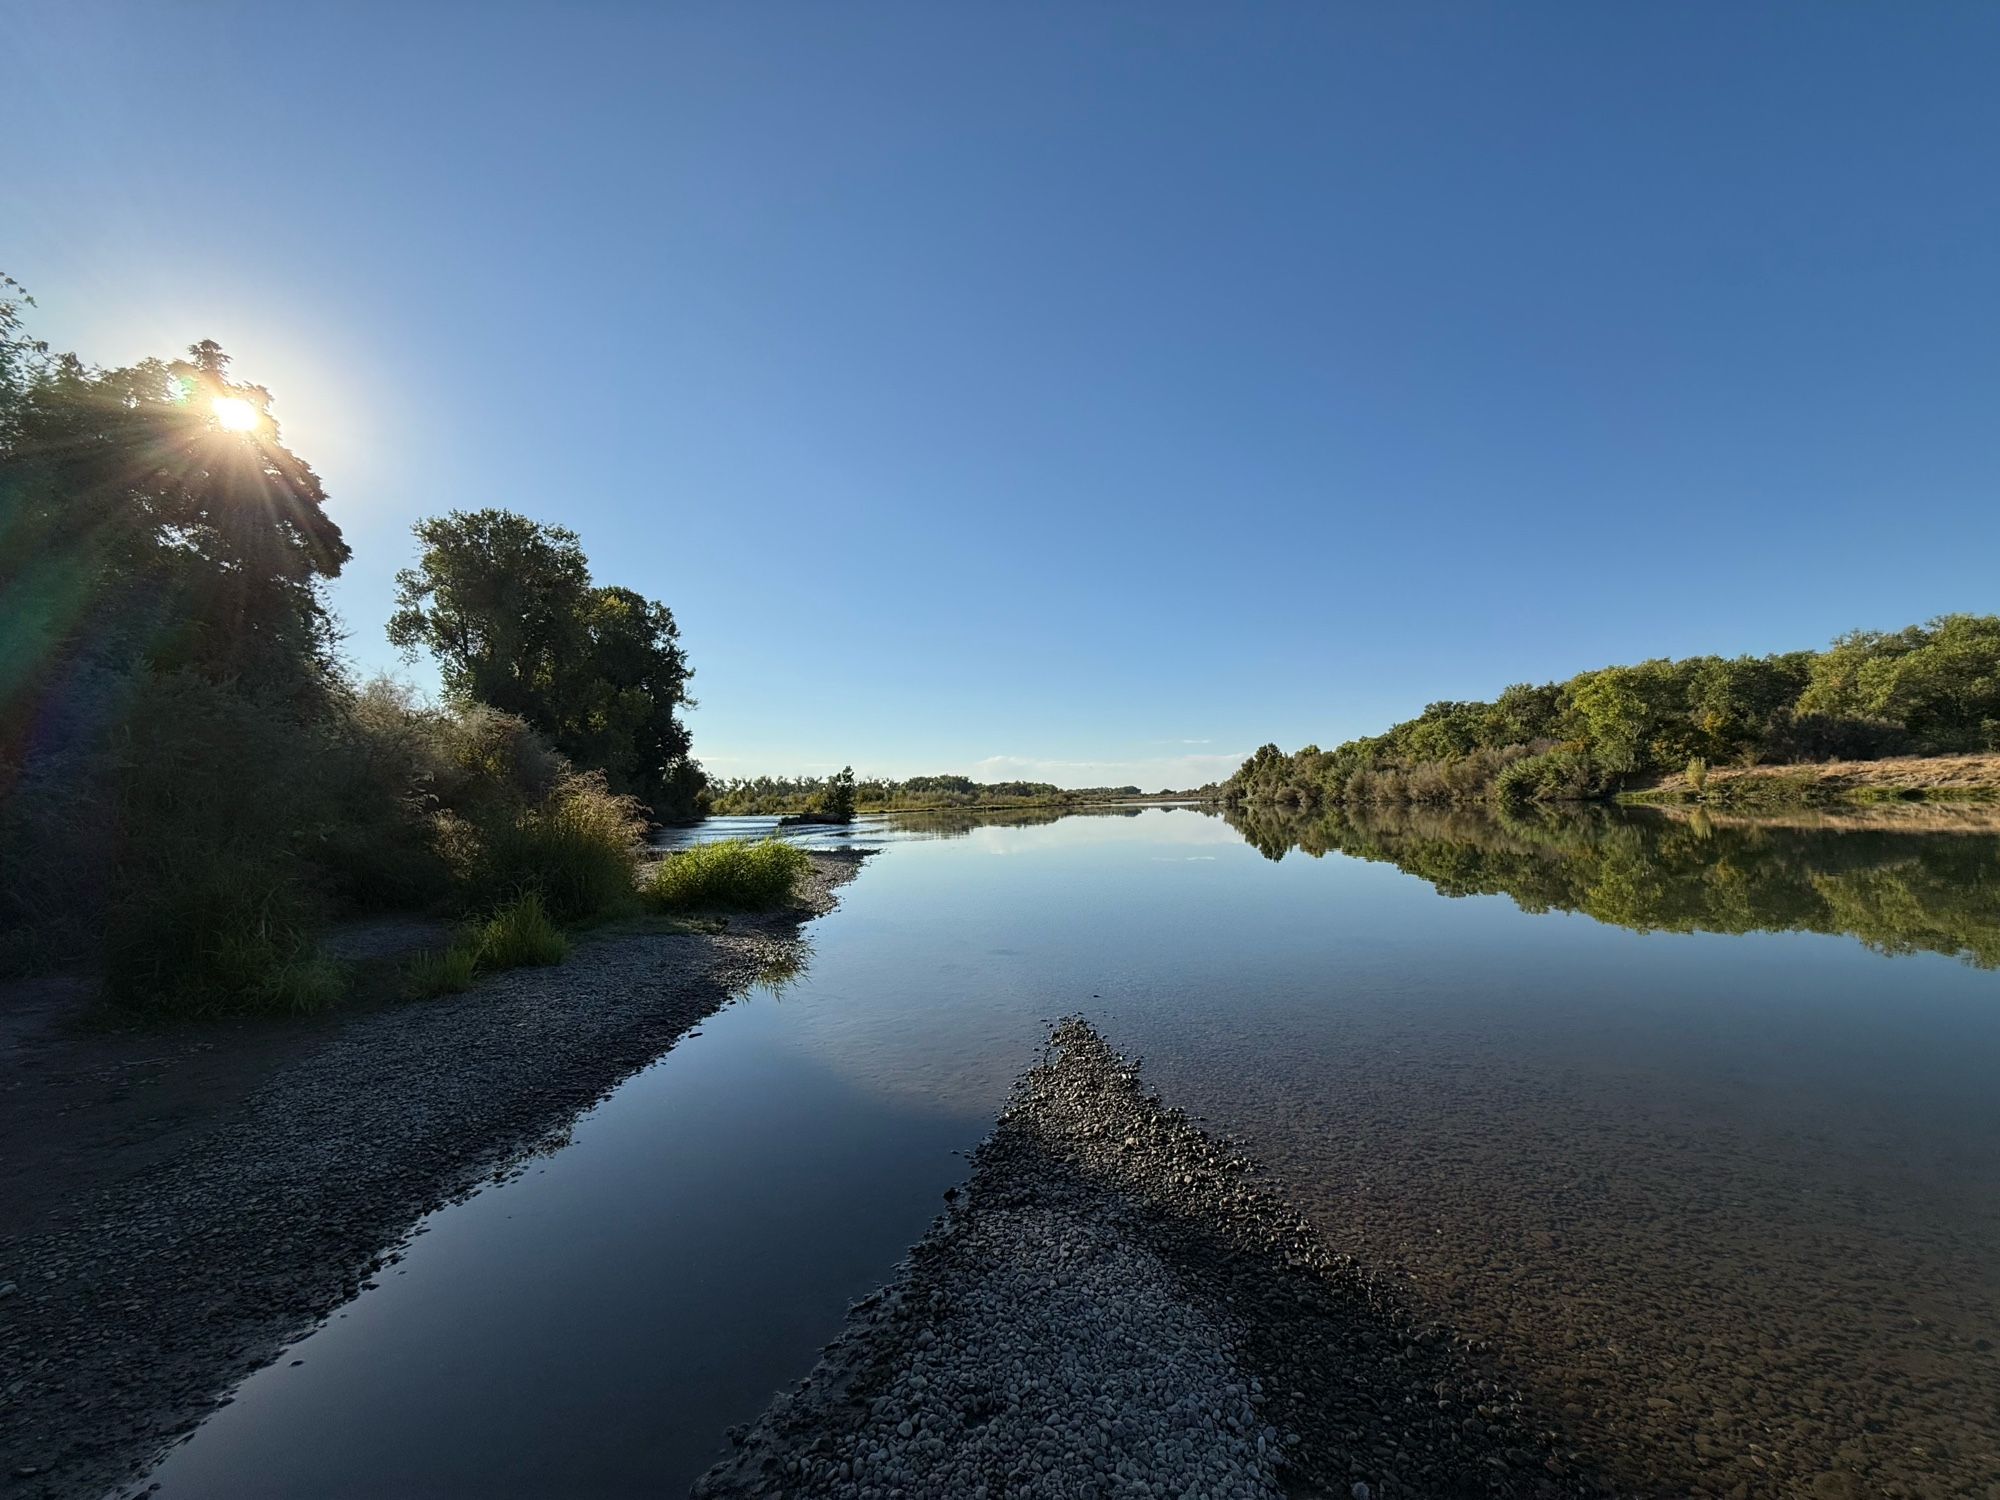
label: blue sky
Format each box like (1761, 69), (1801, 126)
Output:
(9, 3), (1997, 788)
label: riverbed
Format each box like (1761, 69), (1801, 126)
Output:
(131, 805), (2000, 1498)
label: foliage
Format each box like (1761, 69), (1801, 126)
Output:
(1, 297), (349, 730)
(1223, 617), (2000, 811)
(0, 285), (363, 1010)
(387, 509), (705, 818)
(1226, 801), (2000, 969)
(814, 765), (858, 821)
(1795, 615), (2000, 753)
(644, 837), (811, 910)
(710, 772), (1151, 815)
(86, 675), (337, 1013)
(404, 888), (583, 1000)
(467, 890), (570, 969)
(1492, 746), (1610, 807)
(0, 291), (657, 1012)
(404, 943), (479, 999)
(442, 769), (646, 924)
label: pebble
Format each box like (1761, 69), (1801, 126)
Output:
(694, 1019), (1593, 1499)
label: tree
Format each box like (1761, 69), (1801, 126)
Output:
(815, 765), (857, 821)
(3, 286), (350, 746)
(2, 285), (362, 992)
(1485, 682), (1563, 746)
(387, 509), (593, 723)
(1684, 653), (1810, 762)
(388, 509), (704, 815)
(568, 584), (696, 804)
(1797, 615), (2000, 754)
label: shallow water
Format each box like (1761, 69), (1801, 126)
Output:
(138, 805), (2000, 1498)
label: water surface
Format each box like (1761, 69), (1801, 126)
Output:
(139, 805), (2000, 1498)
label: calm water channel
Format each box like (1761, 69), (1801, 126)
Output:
(135, 805), (2000, 1498)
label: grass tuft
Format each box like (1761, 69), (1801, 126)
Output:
(403, 943), (480, 999)
(401, 890), (570, 998)
(471, 890), (571, 968)
(644, 838), (810, 911)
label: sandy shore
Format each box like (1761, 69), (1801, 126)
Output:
(695, 1019), (1599, 1500)
(0, 850), (866, 1500)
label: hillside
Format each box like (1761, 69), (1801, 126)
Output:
(1225, 615), (2000, 810)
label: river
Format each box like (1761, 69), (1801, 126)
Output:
(134, 804), (2000, 1498)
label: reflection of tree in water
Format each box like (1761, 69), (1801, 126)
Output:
(1224, 802), (2000, 968)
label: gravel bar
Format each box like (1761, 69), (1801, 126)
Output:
(0, 850), (866, 1500)
(695, 1017), (1605, 1500)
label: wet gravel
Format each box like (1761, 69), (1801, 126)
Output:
(695, 1018), (1601, 1500)
(0, 851), (866, 1500)
(1139, 1010), (2000, 1500)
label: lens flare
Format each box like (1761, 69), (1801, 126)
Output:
(211, 396), (259, 431)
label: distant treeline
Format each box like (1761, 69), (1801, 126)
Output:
(1224, 615), (2000, 810)
(710, 773), (1157, 815)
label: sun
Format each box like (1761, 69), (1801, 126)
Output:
(211, 395), (259, 431)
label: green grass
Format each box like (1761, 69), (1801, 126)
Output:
(644, 838), (811, 911)
(403, 943), (480, 999)
(448, 772), (647, 924)
(402, 891), (571, 998)
(471, 890), (570, 967)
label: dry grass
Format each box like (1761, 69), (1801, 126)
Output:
(1649, 802), (2000, 834)
(1627, 753), (2000, 808)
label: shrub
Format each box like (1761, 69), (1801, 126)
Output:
(470, 891), (570, 969)
(1765, 712), (1910, 764)
(1494, 747), (1610, 806)
(1686, 756), (1709, 797)
(447, 771), (646, 923)
(404, 943), (479, 999)
(79, 674), (348, 1015)
(813, 765), (858, 821)
(403, 889), (573, 999)
(645, 837), (810, 910)
(423, 699), (567, 823)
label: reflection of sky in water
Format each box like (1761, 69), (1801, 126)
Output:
(142, 808), (2000, 1500)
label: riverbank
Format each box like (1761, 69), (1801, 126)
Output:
(0, 850), (867, 1499)
(1622, 753), (2000, 809)
(695, 1018), (1597, 1500)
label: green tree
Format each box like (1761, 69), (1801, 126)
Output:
(1398, 702), (1488, 762)
(3, 306), (350, 731)
(387, 509), (593, 722)
(1484, 682), (1563, 746)
(1798, 615), (2000, 753)
(815, 765), (857, 821)
(388, 509), (703, 816)
(1562, 667), (1657, 775)
(1, 284), (359, 995)
(1684, 653), (1811, 762)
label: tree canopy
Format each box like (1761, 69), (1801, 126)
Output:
(388, 508), (704, 817)
(2, 280), (350, 756)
